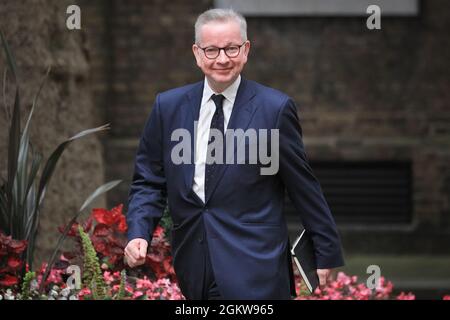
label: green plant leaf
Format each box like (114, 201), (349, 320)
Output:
(26, 124), (111, 244)
(3, 68), (10, 122)
(38, 180), (121, 293)
(0, 183), (8, 228)
(79, 179), (121, 212)
(0, 31), (18, 78)
(6, 89), (20, 232)
(22, 66), (50, 140)
(1, 31), (20, 237)
(15, 68), (50, 239)
(16, 66), (50, 204)
(23, 148), (42, 215)
(23, 150), (42, 236)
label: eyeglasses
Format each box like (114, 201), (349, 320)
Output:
(197, 42), (246, 59)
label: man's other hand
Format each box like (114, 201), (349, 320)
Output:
(124, 238), (148, 267)
(317, 268), (333, 288)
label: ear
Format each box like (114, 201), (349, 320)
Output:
(241, 40), (251, 64)
(243, 40), (251, 58)
(192, 44), (202, 68)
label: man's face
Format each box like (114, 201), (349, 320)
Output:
(193, 20), (250, 91)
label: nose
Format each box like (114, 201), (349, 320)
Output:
(216, 48), (230, 64)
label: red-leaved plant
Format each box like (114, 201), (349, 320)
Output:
(60, 204), (176, 282)
(0, 232), (27, 287)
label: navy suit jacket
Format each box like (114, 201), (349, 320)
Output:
(127, 78), (344, 299)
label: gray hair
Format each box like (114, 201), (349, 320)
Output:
(194, 8), (247, 44)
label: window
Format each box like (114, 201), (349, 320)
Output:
(215, 0), (419, 17)
(285, 161), (413, 225)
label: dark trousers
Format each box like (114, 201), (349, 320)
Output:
(202, 235), (223, 300)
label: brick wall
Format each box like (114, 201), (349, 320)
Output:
(24, 0), (450, 254)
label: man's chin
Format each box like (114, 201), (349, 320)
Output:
(210, 74), (237, 87)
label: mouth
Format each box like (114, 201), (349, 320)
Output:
(214, 68), (232, 72)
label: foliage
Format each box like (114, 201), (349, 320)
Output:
(0, 30), (111, 269)
(39, 180), (121, 293)
(20, 271), (35, 300)
(63, 204), (176, 281)
(3, 203), (449, 300)
(159, 206), (173, 238)
(116, 269), (127, 300)
(79, 225), (107, 299)
(0, 231), (27, 287)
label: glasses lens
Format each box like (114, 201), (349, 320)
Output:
(225, 46), (240, 57)
(205, 47), (219, 58)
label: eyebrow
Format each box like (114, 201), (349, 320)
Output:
(201, 42), (240, 47)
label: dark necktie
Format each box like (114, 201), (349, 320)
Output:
(205, 94), (225, 199)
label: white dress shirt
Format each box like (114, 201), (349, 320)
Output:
(192, 75), (241, 203)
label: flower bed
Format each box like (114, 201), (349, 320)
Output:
(0, 204), (446, 300)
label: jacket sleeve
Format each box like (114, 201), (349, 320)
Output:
(127, 94), (167, 243)
(276, 97), (344, 269)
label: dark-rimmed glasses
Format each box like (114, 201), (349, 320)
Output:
(197, 42), (246, 59)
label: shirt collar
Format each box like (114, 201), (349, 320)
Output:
(202, 75), (241, 105)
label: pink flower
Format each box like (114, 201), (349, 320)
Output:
(103, 271), (114, 284)
(396, 292), (416, 300)
(153, 226), (165, 239)
(337, 272), (352, 286)
(136, 277), (153, 290)
(45, 268), (64, 285)
(132, 291), (144, 299)
(78, 288), (92, 299)
(125, 285), (134, 294)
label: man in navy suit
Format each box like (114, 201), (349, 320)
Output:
(124, 8), (344, 300)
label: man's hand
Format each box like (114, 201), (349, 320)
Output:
(124, 238), (148, 268)
(317, 269), (333, 288)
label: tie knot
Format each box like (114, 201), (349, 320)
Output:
(211, 94), (225, 111)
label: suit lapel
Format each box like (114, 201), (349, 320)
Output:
(183, 80), (203, 203)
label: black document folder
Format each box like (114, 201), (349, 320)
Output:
(290, 229), (320, 293)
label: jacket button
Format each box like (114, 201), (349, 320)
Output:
(198, 237), (203, 244)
